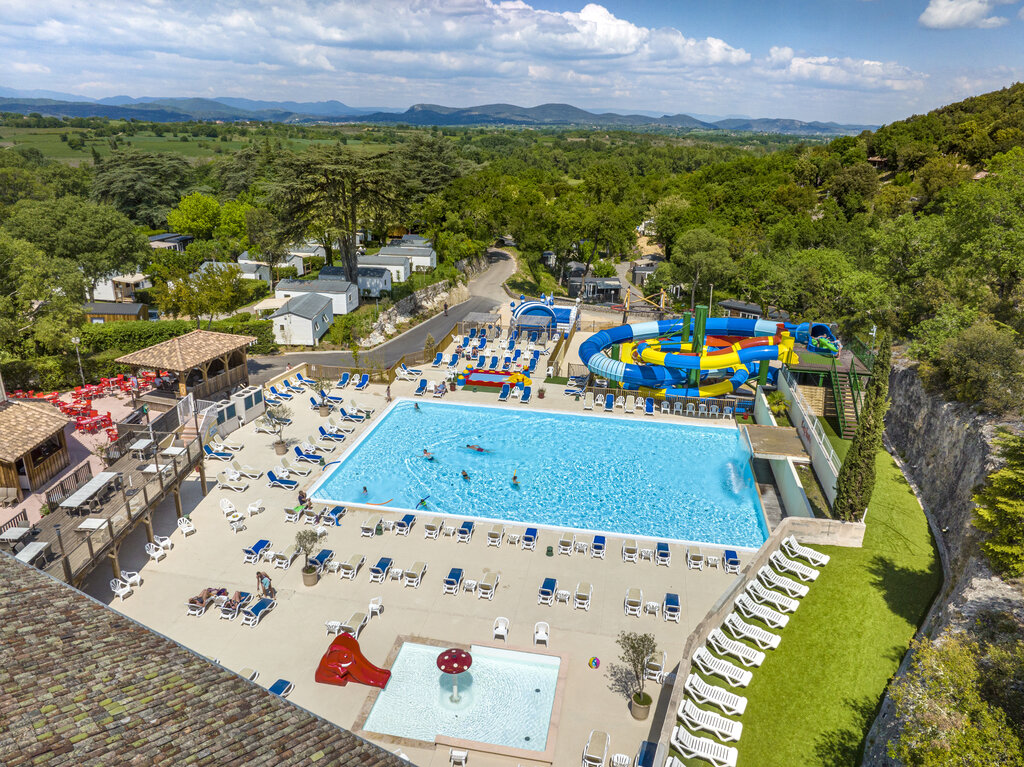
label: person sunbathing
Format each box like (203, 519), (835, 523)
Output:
(221, 591), (244, 611)
(189, 587), (226, 606)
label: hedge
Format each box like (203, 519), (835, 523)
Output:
(2, 318), (277, 392)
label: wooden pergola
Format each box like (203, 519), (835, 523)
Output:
(0, 399), (71, 501)
(116, 330), (257, 400)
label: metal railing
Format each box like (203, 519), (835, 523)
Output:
(847, 335), (876, 371)
(828, 357), (848, 436)
(782, 366), (841, 475)
(44, 463), (94, 507)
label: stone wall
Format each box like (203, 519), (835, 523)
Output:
(359, 281), (469, 347)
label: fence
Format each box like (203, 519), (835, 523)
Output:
(44, 463), (95, 507)
(0, 510), (29, 534)
(547, 323), (577, 377)
(846, 335), (876, 371)
(780, 366), (840, 503)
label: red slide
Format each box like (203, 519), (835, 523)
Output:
(315, 633), (391, 689)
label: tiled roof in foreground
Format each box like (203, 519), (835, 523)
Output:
(0, 553), (405, 767)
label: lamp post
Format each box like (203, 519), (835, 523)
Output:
(71, 337), (85, 387)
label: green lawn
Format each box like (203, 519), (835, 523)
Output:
(505, 267), (567, 298)
(820, 417), (852, 461)
(674, 451), (940, 766)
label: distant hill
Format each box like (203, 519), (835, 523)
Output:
(0, 90), (875, 135)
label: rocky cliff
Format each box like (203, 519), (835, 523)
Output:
(862, 358), (1024, 765)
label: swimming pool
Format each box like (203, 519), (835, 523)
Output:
(311, 399), (768, 548)
(362, 643), (559, 750)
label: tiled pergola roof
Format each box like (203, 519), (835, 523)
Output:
(0, 400), (70, 463)
(115, 330), (257, 373)
(0, 553), (405, 767)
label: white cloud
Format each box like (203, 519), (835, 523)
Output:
(918, 0), (1018, 29)
(9, 62), (50, 74)
(759, 47), (926, 92)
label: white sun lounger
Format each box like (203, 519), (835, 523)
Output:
(686, 547), (704, 570)
(708, 628), (765, 667)
(671, 725), (738, 767)
(781, 534), (831, 567)
(644, 650), (667, 681)
(424, 518), (442, 539)
(746, 579), (800, 613)
(678, 700), (743, 743)
(624, 587), (643, 617)
(477, 570), (500, 600)
(486, 525), (504, 547)
(770, 550), (820, 582)
(339, 554), (365, 580)
(692, 647), (752, 688)
(683, 673), (747, 716)
(404, 561), (427, 588)
(583, 391), (594, 410)
(558, 533), (574, 555)
(361, 516), (382, 537)
(724, 612), (781, 651)
(582, 730), (609, 767)
(734, 593), (789, 629)
(758, 565), (810, 598)
(574, 582), (592, 611)
(622, 539), (638, 563)
(624, 397), (635, 414)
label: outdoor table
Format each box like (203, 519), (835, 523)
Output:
(389, 568), (404, 581)
(705, 554), (721, 568)
(15, 540), (51, 566)
(463, 579), (478, 593)
(140, 463), (172, 475)
(644, 601), (660, 616)
(381, 519), (395, 531)
(573, 540), (589, 554)
(639, 547), (655, 562)
(442, 524), (456, 537)
(76, 518), (108, 532)
(0, 526), (31, 548)
(129, 438), (155, 459)
(555, 589), (571, 604)
(161, 446), (187, 458)
(506, 533), (521, 546)
(59, 471), (119, 513)
(326, 559), (342, 573)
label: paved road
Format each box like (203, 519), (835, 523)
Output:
(248, 249), (516, 385)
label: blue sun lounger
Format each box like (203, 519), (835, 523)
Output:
(338, 407), (365, 422)
(282, 379), (304, 393)
(522, 527), (538, 550)
(488, 356), (499, 370)
(475, 354), (485, 367)
(604, 394), (614, 411)
(268, 678), (293, 697)
(502, 356), (512, 370)
(243, 539), (272, 564)
(663, 592), (681, 622)
(309, 549), (334, 573)
(323, 506), (345, 526)
(309, 396), (334, 413)
(204, 444), (232, 461)
(370, 556), (393, 582)
(538, 577), (557, 605)
(443, 567), (464, 594)
(645, 397), (655, 415)
(656, 541), (671, 566)
(469, 328), (477, 339)
(269, 386), (292, 400)
(267, 471), (297, 490)
(336, 372), (351, 388)
(395, 513), (415, 535)
(457, 520), (474, 542)
(241, 597), (276, 627)
(511, 349), (522, 364)
(319, 425), (347, 442)
(498, 383), (511, 401)
(525, 359), (537, 374)
(431, 352), (444, 367)
(318, 389), (344, 404)
(414, 379), (428, 396)
(520, 386), (532, 404)
(507, 338), (515, 352)
(635, 741), (658, 767)
(294, 446), (321, 464)
(592, 535), (606, 558)
(401, 363), (422, 377)
(354, 374), (369, 390)
(447, 353), (459, 369)
(295, 372), (316, 387)
(529, 331), (539, 344)
(723, 550), (741, 573)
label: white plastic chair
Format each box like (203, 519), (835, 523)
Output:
(120, 570), (142, 587)
(110, 578), (133, 601)
(247, 499), (265, 517)
(449, 749), (468, 767)
(154, 535), (172, 550)
(369, 597), (384, 618)
(533, 621), (549, 646)
(220, 498), (237, 517)
(493, 616), (510, 642)
(144, 542), (165, 562)
(177, 517), (196, 536)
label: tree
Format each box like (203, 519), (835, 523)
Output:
(972, 430), (1024, 577)
(147, 245), (246, 328)
(295, 528), (328, 573)
(670, 228), (733, 311)
(270, 145), (397, 280)
(166, 192), (221, 240)
(245, 207), (288, 285)
(90, 150), (192, 226)
(3, 196), (147, 299)
(616, 631), (658, 706)
(925, 321), (1024, 414)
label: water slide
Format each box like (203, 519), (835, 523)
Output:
(315, 633), (392, 689)
(578, 317), (838, 398)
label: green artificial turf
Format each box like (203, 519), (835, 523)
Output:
(674, 451), (940, 766)
(820, 417), (852, 461)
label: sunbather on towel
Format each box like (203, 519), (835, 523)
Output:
(189, 587), (226, 606)
(222, 591), (244, 611)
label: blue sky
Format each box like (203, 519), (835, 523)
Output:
(1, 0), (1022, 124)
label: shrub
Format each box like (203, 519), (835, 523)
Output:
(616, 631), (658, 704)
(973, 430), (1024, 578)
(275, 266), (299, 281)
(922, 321), (1024, 414)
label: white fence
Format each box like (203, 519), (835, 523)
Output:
(779, 368), (840, 504)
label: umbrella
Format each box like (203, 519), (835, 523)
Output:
(436, 648), (473, 703)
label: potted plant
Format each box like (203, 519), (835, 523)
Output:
(265, 404), (293, 455)
(312, 374), (335, 416)
(537, 387), (546, 399)
(617, 631), (658, 720)
(296, 528), (328, 586)
(767, 391), (789, 425)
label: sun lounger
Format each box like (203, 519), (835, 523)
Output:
(663, 592), (681, 622)
(309, 396), (333, 413)
(684, 673), (747, 716)
(746, 580), (800, 613)
(338, 407), (365, 422)
(497, 382), (511, 401)
(354, 374), (369, 390)
(686, 547), (705, 570)
(622, 539), (638, 563)
(446, 353), (459, 369)
(434, 382), (448, 398)
(734, 593), (789, 629)
(724, 612), (781, 650)
(404, 561), (426, 588)
(603, 393), (614, 412)
(781, 534), (831, 566)
(218, 472), (249, 493)
(293, 446), (321, 464)
(770, 550), (820, 582)
(692, 646), (752, 688)
(219, 592), (253, 620)
(272, 545), (298, 569)
(477, 570), (499, 600)
(723, 549), (741, 574)
(340, 610), (368, 639)
(338, 554), (365, 580)
(486, 525), (504, 547)
(558, 533), (574, 555)
(266, 471), (297, 490)
(204, 444), (232, 461)
(186, 589), (222, 617)
(538, 577), (557, 605)
(442, 567), (464, 594)
(520, 385), (532, 404)
(574, 581), (592, 611)
(269, 386), (292, 400)
(583, 391), (594, 410)
(309, 549), (334, 573)
(457, 520), (474, 542)
(413, 378), (428, 396)
(430, 352), (444, 367)
(623, 396), (636, 413)
(582, 730), (609, 767)
(624, 587), (643, 617)
(282, 378), (304, 393)
(210, 437), (243, 452)
(317, 389), (344, 405)
(424, 518), (442, 539)
(237, 593), (274, 626)
(317, 426), (346, 444)
(708, 627), (765, 667)
(370, 556), (393, 583)
(280, 457), (312, 477)
(302, 438), (331, 455)
(589, 534), (606, 559)
(758, 565), (810, 598)
(656, 541), (671, 566)
(488, 356), (499, 370)
(361, 516), (382, 537)
(645, 397), (655, 415)
(678, 700), (743, 743)
(229, 460), (263, 479)
(671, 725), (738, 767)
(243, 539), (271, 564)
(336, 372), (351, 388)
(110, 578), (132, 601)
(644, 650), (667, 682)
(395, 513), (415, 535)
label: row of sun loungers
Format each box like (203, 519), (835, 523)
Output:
(664, 536), (829, 766)
(580, 392), (736, 419)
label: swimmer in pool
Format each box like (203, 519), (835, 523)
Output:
(465, 444), (488, 453)
(361, 486), (368, 495)
(423, 449), (434, 460)
(461, 470), (470, 480)
(512, 471), (519, 487)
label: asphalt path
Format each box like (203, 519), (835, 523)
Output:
(248, 249), (516, 385)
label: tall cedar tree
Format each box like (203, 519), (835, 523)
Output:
(833, 331), (891, 521)
(972, 430), (1024, 577)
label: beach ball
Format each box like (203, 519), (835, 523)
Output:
(588, 657), (600, 669)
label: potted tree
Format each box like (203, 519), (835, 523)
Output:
(617, 631), (658, 720)
(537, 387), (546, 399)
(296, 528), (328, 587)
(265, 404), (293, 455)
(312, 374), (335, 417)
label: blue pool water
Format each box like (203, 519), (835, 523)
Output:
(363, 643), (559, 750)
(311, 400), (767, 548)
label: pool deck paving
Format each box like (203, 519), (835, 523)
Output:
(82, 372), (749, 767)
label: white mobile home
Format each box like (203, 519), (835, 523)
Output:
(275, 278), (359, 316)
(270, 293), (333, 346)
(358, 254), (411, 283)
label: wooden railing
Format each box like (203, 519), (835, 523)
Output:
(0, 510), (29, 534)
(190, 365), (248, 400)
(28, 450), (71, 490)
(44, 463), (94, 507)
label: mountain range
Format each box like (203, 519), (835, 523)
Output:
(0, 87), (875, 136)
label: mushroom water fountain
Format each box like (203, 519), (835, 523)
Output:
(436, 648), (473, 704)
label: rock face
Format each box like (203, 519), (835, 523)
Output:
(862, 357), (1024, 766)
(359, 281), (470, 347)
